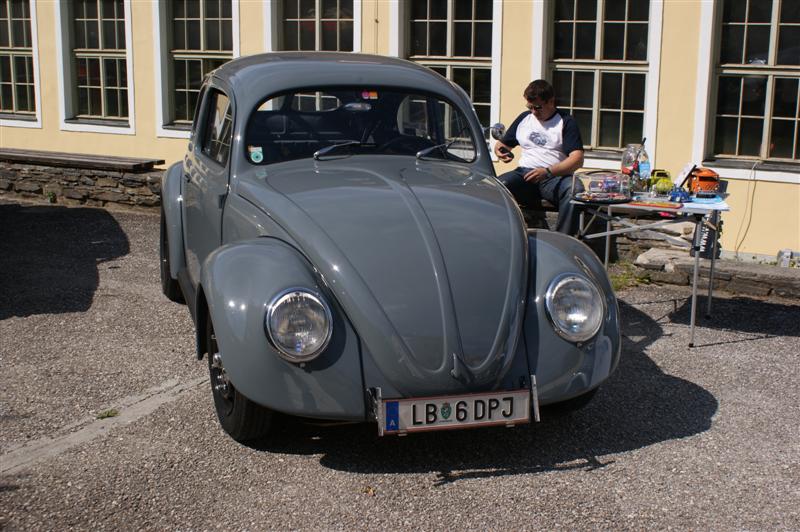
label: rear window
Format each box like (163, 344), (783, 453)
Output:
(244, 87), (477, 165)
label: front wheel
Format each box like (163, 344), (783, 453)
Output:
(206, 317), (272, 442)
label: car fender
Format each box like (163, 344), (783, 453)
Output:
(161, 161), (186, 279)
(199, 237), (366, 420)
(525, 231), (622, 404)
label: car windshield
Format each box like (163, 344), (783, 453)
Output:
(244, 87), (477, 165)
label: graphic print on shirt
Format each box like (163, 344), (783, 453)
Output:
(529, 131), (548, 147)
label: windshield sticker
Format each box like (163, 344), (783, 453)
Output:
(248, 146), (264, 164)
(361, 90), (378, 100)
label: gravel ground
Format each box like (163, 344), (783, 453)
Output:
(1, 199), (799, 530)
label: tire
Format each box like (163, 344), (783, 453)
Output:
(159, 207), (185, 303)
(541, 388), (598, 418)
(206, 317), (273, 442)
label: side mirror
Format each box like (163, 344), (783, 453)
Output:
(489, 123), (506, 141)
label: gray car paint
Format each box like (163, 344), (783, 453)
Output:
(162, 52), (620, 420)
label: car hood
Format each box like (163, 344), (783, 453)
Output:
(238, 157), (528, 395)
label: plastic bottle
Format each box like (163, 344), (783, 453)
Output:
(621, 142), (651, 193)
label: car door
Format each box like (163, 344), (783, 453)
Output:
(182, 85), (234, 288)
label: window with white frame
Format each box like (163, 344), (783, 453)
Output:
(279, 0), (354, 51)
(0, 0), (34, 117)
(407, 0), (492, 129)
(169, 0), (233, 125)
(68, 0), (127, 120)
(550, 0), (649, 150)
(712, 0), (799, 161)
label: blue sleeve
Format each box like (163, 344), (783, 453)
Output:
(500, 111), (529, 147)
(561, 112), (584, 154)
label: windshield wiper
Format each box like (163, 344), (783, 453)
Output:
(415, 125), (471, 160)
(313, 140), (362, 160)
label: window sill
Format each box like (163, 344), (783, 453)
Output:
(702, 158), (798, 173)
(65, 117), (130, 128)
(162, 123), (192, 132)
(701, 158), (799, 184)
(0, 113), (37, 122)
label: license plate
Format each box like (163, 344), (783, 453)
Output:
(380, 389), (530, 435)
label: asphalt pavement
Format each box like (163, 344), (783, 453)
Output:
(1, 199), (799, 530)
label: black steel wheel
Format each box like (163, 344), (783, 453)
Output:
(159, 207), (185, 303)
(206, 317), (273, 442)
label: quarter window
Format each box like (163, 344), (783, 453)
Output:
(170, 0), (233, 124)
(280, 0), (354, 51)
(551, 0), (649, 150)
(0, 0), (35, 116)
(407, 0), (492, 130)
(202, 90), (233, 165)
(712, 0), (799, 161)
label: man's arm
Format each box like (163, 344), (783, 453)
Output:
(522, 150), (584, 182)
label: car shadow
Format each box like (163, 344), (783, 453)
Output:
(247, 301), (718, 482)
(0, 202), (129, 320)
(666, 295), (800, 339)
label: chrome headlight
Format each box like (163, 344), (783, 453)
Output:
(265, 289), (333, 362)
(544, 273), (604, 343)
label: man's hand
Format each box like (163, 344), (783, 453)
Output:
(523, 167), (549, 182)
(494, 141), (514, 163)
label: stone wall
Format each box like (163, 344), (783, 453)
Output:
(0, 161), (162, 208)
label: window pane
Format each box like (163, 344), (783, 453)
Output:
(172, 20), (186, 49)
(599, 111), (621, 146)
(339, 0), (353, 18)
(411, 21), (426, 55)
(411, 0), (426, 19)
(626, 23), (648, 60)
(102, 20), (116, 49)
(473, 68), (490, 103)
(628, 0), (649, 21)
(321, 20), (336, 50)
(340, 20), (353, 51)
(576, 0), (596, 20)
(452, 67), (470, 95)
(299, 20), (315, 50)
(554, 22), (573, 58)
(601, 73), (622, 109)
(474, 22), (491, 57)
(739, 117), (763, 155)
(221, 0), (231, 18)
(429, 0), (446, 19)
(748, 0), (772, 23)
(186, 0), (200, 18)
(453, 21), (471, 56)
(78, 87), (89, 114)
(188, 60), (202, 89)
(284, 0), (298, 18)
(454, 0), (471, 20)
(283, 21), (298, 50)
(605, 0), (625, 21)
(555, 0), (574, 20)
(723, 0), (745, 22)
(745, 25), (770, 64)
(714, 116), (738, 154)
(222, 20), (232, 50)
(778, 27), (800, 65)
(104, 58), (118, 86)
(603, 23), (624, 59)
(624, 74), (645, 109)
(85, 0), (98, 18)
(773, 78), (798, 117)
(553, 71), (572, 104)
(321, 0), (336, 18)
(87, 20), (100, 48)
(89, 87), (102, 115)
(622, 112), (643, 145)
(575, 23), (595, 59)
(205, 0), (219, 18)
(720, 25), (744, 63)
(0, 21), (8, 47)
(573, 109), (592, 144)
(717, 76), (741, 115)
(770, 119), (796, 158)
(0, 56), (10, 82)
(574, 71), (594, 107)
(175, 92), (188, 121)
(300, 0), (315, 18)
(105, 88), (119, 116)
(741, 76), (767, 116)
(88, 58), (101, 85)
(782, 0), (800, 22)
(205, 20), (220, 50)
(429, 21), (446, 55)
(15, 82), (28, 111)
(187, 20), (201, 49)
(174, 59), (187, 89)
(476, 0), (492, 20)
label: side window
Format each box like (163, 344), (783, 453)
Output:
(201, 90), (232, 165)
(190, 84), (208, 136)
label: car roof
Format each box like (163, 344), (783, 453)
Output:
(210, 52), (469, 111)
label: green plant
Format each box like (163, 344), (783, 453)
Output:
(609, 261), (651, 292)
(46, 191), (56, 203)
(96, 408), (119, 419)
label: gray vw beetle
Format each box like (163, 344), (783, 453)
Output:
(160, 52), (620, 442)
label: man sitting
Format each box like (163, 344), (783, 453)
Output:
(494, 79), (585, 235)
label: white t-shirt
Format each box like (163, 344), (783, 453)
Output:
(502, 110), (584, 170)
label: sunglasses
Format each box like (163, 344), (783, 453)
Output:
(526, 101), (544, 111)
